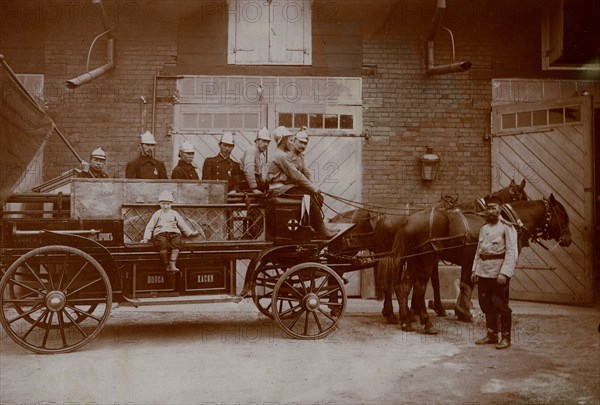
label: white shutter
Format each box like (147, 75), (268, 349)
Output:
(269, 0), (311, 65)
(228, 0), (270, 64)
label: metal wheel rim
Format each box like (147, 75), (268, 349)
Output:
(252, 261), (299, 319)
(0, 245), (112, 354)
(272, 262), (346, 340)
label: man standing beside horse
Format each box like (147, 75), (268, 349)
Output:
(471, 199), (518, 349)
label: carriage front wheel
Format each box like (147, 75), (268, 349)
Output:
(272, 263), (346, 339)
(0, 245), (112, 354)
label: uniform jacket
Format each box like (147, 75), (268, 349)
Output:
(125, 154), (168, 179)
(78, 168), (109, 178)
(290, 151), (312, 181)
(201, 153), (243, 192)
(268, 148), (318, 193)
(143, 209), (195, 241)
(472, 219), (518, 279)
(240, 145), (267, 190)
(171, 160), (199, 180)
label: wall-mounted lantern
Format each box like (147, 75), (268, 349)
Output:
(420, 147), (440, 181)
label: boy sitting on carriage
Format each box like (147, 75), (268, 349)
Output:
(140, 190), (199, 272)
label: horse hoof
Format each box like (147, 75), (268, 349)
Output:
(330, 308), (342, 317)
(401, 323), (415, 332)
(456, 313), (474, 323)
(436, 309), (447, 317)
(386, 314), (399, 325)
(424, 326), (439, 335)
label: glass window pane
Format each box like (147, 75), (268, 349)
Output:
(182, 113), (197, 129)
(502, 113), (516, 129)
(549, 108), (564, 124)
(517, 111), (532, 128)
(278, 113), (293, 128)
(565, 106), (581, 123)
(532, 110), (547, 126)
(340, 114), (354, 129)
(244, 113), (259, 129)
(324, 114), (338, 129)
(229, 113), (244, 128)
(198, 113), (212, 128)
(309, 114), (323, 128)
(294, 113), (308, 129)
(214, 113), (228, 128)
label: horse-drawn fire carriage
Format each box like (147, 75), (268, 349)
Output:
(1, 174), (572, 354)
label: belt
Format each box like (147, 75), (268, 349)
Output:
(479, 253), (505, 261)
(269, 182), (287, 190)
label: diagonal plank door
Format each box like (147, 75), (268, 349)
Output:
(491, 95), (594, 304)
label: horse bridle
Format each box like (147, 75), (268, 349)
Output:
(507, 198), (566, 250)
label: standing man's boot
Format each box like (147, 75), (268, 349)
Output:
(475, 313), (499, 344)
(168, 249), (180, 272)
(496, 313), (512, 349)
(159, 250), (169, 271)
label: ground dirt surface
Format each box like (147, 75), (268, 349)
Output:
(1, 299), (599, 405)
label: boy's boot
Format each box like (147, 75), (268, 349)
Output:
(496, 313), (512, 349)
(475, 313), (499, 344)
(159, 250), (169, 270)
(168, 249), (180, 272)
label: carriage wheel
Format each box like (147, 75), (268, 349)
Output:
(251, 260), (300, 319)
(272, 263), (346, 339)
(0, 245), (112, 354)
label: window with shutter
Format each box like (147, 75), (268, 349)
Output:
(228, 0), (312, 65)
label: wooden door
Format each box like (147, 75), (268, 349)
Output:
(491, 95), (594, 304)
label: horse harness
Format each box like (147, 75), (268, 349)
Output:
(501, 199), (555, 250)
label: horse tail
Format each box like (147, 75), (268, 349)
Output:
(374, 221), (408, 300)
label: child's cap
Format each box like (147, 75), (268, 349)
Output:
(158, 190), (174, 202)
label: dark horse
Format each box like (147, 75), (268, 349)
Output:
(383, 194), (572, 334)
(329, 180), (529, 324)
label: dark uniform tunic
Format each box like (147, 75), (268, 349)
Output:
(171, 160), (199, 180)
(78, 168), (109, 178)
(201, 153), (242, 192)
(125, 155), (168, 179)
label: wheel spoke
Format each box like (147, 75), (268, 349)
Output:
(66, 305), (102, 323)
(317, 307), (336, 322)
(22, 309), (50, 340)
(318, 285), (342, 298)
(7, 278), (45, 296)
(309, 269), (316, 292)
(57, 311), (68, 348)
(42, 254), (55, 290)
(61, 262), (89, 293)
(23, 262), (49, 292)
(63, 309), (89, 339)
(7, 303), (43, 324)
(312, 311), (324, 333)
(41, 311), (54, 348)
(281, 279), (304, 299)
(315, 274), (330, 295)
(286, 307), (306, 329)
(303, 311), (309, 335)
(57, 251), (69, 290)
(67, 298), (107, 304)
(66, 277), (102, 297)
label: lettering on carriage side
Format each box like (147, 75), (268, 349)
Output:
(197, 274), (214, 284)
(147, 275), (165, 284)
(98, 232), (113, 241)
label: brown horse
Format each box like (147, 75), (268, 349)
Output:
(329, 180), (529, 324)
(384, 194), (571, 334)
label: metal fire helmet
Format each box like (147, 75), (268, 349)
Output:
(179, 141), (195, 154)
(273, 126), (293, 145)
(90, 147), (107, 160)
(256, 127), (271, 142)
(420, 147), (440, 181)
(140, 131), (156, 145)
(219, 132), (235, 145)
(158, 190), (174, 202)
(295, 130), (309, 143)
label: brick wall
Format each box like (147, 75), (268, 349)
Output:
(361, 3), (493, 211)
(37, 0), (178, 180)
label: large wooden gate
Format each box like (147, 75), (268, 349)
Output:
(491, 95), (594, 304)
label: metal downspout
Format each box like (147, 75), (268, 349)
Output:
(66, 0), (115, 88)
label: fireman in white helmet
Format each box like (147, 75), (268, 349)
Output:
(290, 128), (311, 180)
(141, 190), (199, 272)
(240, 127), (271, 194)
(79, 147), (109, 178)
(171, 141), (199, 180)
(267, 126), (336, 240)
(201, 132), (243, 193)
(125, 131), (168, 179)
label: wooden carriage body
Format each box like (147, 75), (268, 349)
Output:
(0, 179), (358, 353)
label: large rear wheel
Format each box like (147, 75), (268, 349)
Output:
(0, 245), (112, 354)
(272, 263), (346, 339)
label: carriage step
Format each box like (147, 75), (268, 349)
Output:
(119, 294), (243, 307)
